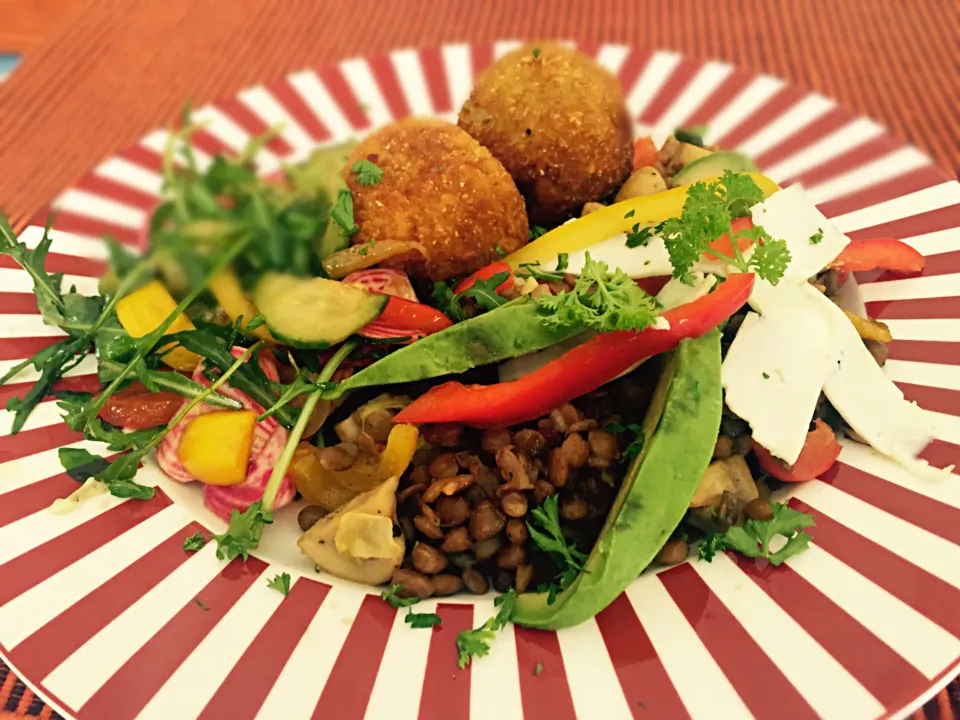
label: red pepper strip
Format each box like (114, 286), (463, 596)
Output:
(455, 262), (514, 294)
(830, 238), (925, 274)
(708, 216), (754, 259)
(395, 273), (756, 428)
(632, 136), (659, 171)
(98, 381), (183, 429)
(753, 419), (841, 482)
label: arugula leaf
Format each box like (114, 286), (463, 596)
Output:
(457, 272), (511, 314)
(699, 502), (815, 565)
(267, 572), (292, 596)
(535, 253), (659, 333)
(331, 189), (358, 235)
(104, 237), (143, 285)
(406, 611), (442, 629)
(212, 500), (275, 562)
(58, 447), (111, 483)
(535, 582), (560, 605)
(380, 583), (421, 609)
(352, 160), (383, 186)
(183, 532), (207, 551)
(527, 496), (589, 587)
(257, 368), (336, 423)
(662, 171), (789, 285)
(456, 589), (517, 668)
(0, 215), (65, 322)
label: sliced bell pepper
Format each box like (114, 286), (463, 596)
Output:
(632, 136), (659, 171)
(753, 419), (841, 482)
(708, 216), (755, 259)
(366, 296), (453, 338)
(829, 238), (924, 274)
(504, 173), (779, 270)
(395, 273), (755, 428)
(208, 268), (278, 343)
(116, 280), (201, 371)
(290, 423), (419, 511)
(454, 262), (515, 294)
(178, 409), (258, 486)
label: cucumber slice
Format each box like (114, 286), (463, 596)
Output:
(288, 141), (359, 260)
(673, 150), (758, 186)
(253, 272), (387, 348)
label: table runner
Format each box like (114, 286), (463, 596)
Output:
(0, 1), (956, 718)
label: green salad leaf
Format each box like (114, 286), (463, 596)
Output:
(699, 502), (815, 565)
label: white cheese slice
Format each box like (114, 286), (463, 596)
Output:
(656, 272), (716, 310)
(722, 305), (836, 464)
(799, 284), (937, 466)
(548, 233), (674, 278)
(750, 183), (850, 284)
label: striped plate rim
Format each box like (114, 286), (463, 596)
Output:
(0, 41), (958, 720)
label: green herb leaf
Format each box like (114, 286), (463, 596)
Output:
(533, 662), (544, 676)
(183, 532), (207, 552)
(606, 422), (644, 463)
(212, 500), (274, 562)
(532, 47), (541, 59)
(527, 496), (588, 587)
(494, 245), (506, 257)
(195, 598), (209, 611)
(556, 253), (569, 272)
(529, 226), (547, 241)
(446, 271), (511, 319)
(456, 589), (517, 668)
(380, 583), (421, 609)
(267, 572), (292, 596)
(535, 253), (659, 333)
(809, 228), (824, 245)
(516, 262), (564, 283)
(351, 159), (383, 186)
(0, 215), (65, 323)
(58, 447), (111, 483)
(331, 189), (358, 235)
(405, 611), (442, 629)
(625, 223), (658, 249)
(675, 125), (707, 147)
(699, 502), (815, 565)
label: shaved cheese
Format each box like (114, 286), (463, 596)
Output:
(656, 272), (716, 310)
(750, 184), (850, 284)
(722, 307), (836, 464)
(799, 284), (937, 466)
(551, 233), (674, 278)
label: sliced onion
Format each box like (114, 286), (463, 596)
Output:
(356, 320), (418, 344)
(342, 268), (418, 302)
(322, 240), (429, 279)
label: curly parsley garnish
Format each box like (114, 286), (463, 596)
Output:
(535, 253), (659, 332)
(381, 584), (442, 629)
(183, 532), (208, 552)
(527, 496), (589, 590)
(698, 502), (815, 565)
(267, 572), (292, 596)
(661, 171), (790, 284)
(456, 589), (517, 668)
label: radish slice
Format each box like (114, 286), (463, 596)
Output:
(356, 320), (418, 343)
(155, 348), (295, 518)
(343, 268), (418, 302)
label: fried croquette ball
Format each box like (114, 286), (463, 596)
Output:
(458, 43), (633, 226)
(343, 118), (528, 282)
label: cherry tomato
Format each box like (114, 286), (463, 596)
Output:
(374, 296), (453, 336)
(707, 216), (755, 259)
(632, 136), (659, 171)
(753, 419), (841, 482)
(98, 381), (184, 429)
(830, 238), (925, 274)
(454, 262), (514, 294)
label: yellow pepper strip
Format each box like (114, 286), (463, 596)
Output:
(290, 424), (420, 511)
(208, 268), (278, 343)
(843, 309), (893, 343)
(178, 410), (257, 485)
(504, 172), (780, 270)
(116, 280), (201, 371)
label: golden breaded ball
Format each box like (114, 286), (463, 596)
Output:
(458, 43), (633, 226)
(343, 118), (528, 282)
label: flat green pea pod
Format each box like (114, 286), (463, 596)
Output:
(327, 298), (583, 398)
(512, 330), (722, 629)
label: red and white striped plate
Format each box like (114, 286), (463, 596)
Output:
(1, 41), (958, 720)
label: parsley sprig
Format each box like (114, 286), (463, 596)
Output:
(267, 572), (292, 596)
(661, 171), (790, 284)
(380, 584), (442, 629)
(456, 589), (517, 668)
(535, 253), (659, 333)
(527, 496), (589, 591)
(698, 502), (815, 565)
